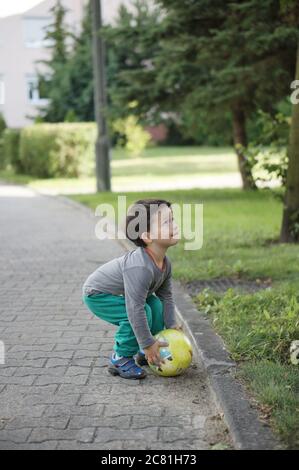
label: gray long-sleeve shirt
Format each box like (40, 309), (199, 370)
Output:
(82, 246), (176, 349)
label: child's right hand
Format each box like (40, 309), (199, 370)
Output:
(144, 340), (169, 367)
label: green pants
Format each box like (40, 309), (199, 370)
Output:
(82, 292), (165, 357)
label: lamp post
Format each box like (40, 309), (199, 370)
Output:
(91, 0), (111, 192)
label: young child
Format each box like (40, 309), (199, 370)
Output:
(82, 198), (181, 380)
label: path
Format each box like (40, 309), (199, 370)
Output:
(0, 183), (230, 450)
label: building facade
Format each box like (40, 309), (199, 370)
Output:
(0, 0), (129, 128)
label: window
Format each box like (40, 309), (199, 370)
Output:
(0, 76), (4, 105)
(23, 17), (52, 48)
(26, 75), (50, 104)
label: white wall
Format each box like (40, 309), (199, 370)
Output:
(0, 0), (131, 128)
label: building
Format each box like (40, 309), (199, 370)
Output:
(0, 0), (130, 128)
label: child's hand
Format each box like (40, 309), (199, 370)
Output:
(144, 340), (169, 367)
(172, 324), (183, 331)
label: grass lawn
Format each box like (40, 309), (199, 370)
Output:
(0, 146), (241, 194)
(0, 145), (280, 194)
(70, 187), (299, 448)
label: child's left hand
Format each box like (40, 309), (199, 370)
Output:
(172, 324), (183, 331)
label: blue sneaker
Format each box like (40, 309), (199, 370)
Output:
(108, 353), (147, 379)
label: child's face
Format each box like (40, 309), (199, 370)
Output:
(148, 206), (180, 247)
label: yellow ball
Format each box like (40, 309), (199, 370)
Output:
(148, 328), (193, 377)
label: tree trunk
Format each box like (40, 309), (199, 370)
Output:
(232, 104), (257, 190)
(280, 41), (299, 243)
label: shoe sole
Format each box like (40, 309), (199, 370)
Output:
(107, 366), (147, 380)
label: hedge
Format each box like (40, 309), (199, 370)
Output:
(0, 113), (7, 170)
(2, 128), (22, 173)
(19, 123), (97, 178)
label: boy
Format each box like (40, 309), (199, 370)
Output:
(82, 198), (181, 380)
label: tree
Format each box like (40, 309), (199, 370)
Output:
(105, 0), (232, 145)
(37, 0), (72, 122)
(36, 0), (161, 124)
(155, 0), (298, 189)
(60, 1), (94, 121)
(280, 0), (299, 242)
(108, 0), (296, 188)
(103, 0), (163, 123)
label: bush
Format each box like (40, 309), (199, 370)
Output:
(0, 113), (6, 136)
(244, 108), (290, 190)
(19, 123), (97, 177)
(64, 109), (78, 122)
(195, 286), (299, 363)
(113, 115), (152, 157)
(0, 113), (7, 170)
(2, 129), (22, 173)
(0, 141), (4, 170)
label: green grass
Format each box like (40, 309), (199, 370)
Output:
(71, 188), (298, 285)
(193, 284), (299, 448)
(112, 146), (237, 176)
(0, 146), (239, 194)
(194, 287), (299, 363)
(70, 187), (299, 448)
(240, 361), (299, 447)
(0, 145), (280, 194)
(112, 145), (235, 159)
(0, 169), (33, 185)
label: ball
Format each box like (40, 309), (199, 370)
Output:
(148, 328), (193, 377)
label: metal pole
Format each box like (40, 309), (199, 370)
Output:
(91, 0), (111, 192)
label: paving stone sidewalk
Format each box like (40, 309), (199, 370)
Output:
(0, 184), (231, 450)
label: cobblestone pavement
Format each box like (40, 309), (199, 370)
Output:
(0, 184), (231, 450)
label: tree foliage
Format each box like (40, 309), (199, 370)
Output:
(37, 0), (72, 122)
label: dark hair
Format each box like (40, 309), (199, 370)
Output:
(126, 198), (172, 248)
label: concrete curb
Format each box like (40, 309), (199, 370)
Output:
(37, 191), (282, 450)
